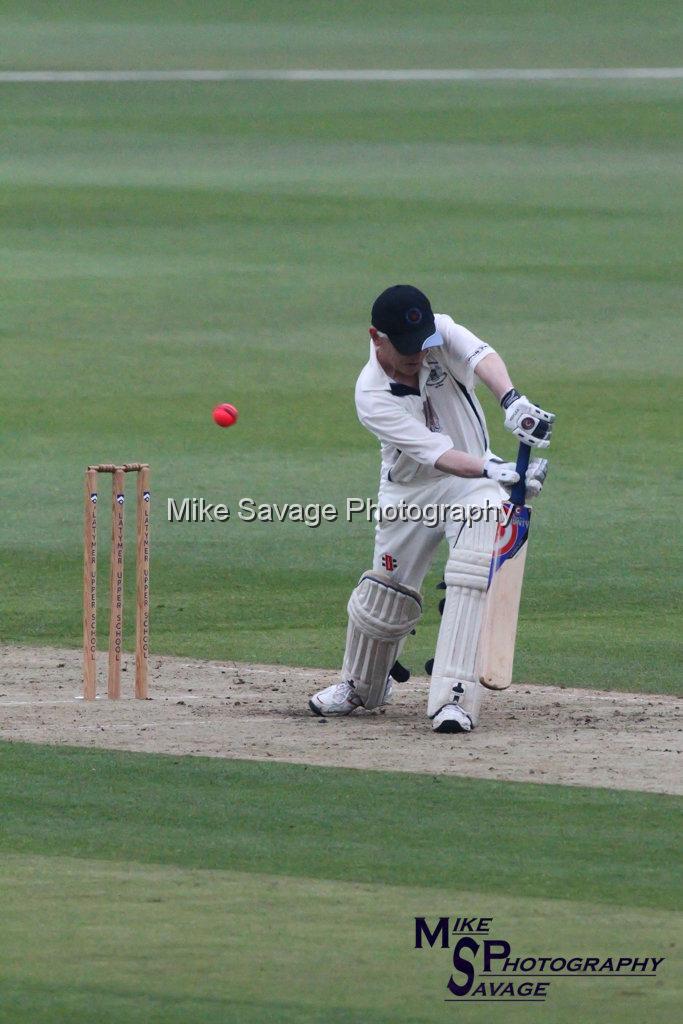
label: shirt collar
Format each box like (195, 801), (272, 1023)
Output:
(368, 341), (429, 394)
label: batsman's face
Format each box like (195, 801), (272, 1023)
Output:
(370, 328), (427, 376)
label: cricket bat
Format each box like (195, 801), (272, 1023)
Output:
(476, 442), (532, 691)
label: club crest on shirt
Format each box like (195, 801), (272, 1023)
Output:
(381, 553), (398, 572)
(425, 358), (447, 387)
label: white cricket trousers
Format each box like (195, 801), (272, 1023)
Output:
(371, 473), (504, 589)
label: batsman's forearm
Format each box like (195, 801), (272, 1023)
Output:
(434, 449), (487, 478)
(474, 352), (515, 402)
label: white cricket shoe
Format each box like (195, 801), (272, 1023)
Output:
(432, 704), (473, 734)
(308, 679), (394, 717)
(309, 681), (363, 716)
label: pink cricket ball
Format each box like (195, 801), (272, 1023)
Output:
(212, 403), (239, 428)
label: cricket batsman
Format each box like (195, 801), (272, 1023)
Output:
(309, 285), (554, 733)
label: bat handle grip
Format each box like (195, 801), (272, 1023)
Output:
(509, 442), (531, 506)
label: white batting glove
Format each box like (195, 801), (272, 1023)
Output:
(483, 457), (549, 500)
(501, 389), (555, 448)
(483, 458), (519, 486)
(523, 457), (549, 499)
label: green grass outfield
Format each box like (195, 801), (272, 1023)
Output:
(2, 7), (681, 1024)
(2, 8), (679, 1024)
(2, 1), (682, 691)
(1, 742), (681, 1023)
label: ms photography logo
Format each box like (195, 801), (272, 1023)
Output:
(415, 916), (665, 1005)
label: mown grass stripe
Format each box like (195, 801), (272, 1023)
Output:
(1, 742), (679, 910)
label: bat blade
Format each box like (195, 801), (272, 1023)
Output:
(477, 443), (532, 691)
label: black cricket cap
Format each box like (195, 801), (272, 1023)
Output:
(371, 284), (443, 355)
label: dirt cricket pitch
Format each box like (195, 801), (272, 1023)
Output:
(0, 645), (679, 796)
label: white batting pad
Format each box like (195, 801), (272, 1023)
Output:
(343, 570), (422, 709)
(427, 519), (498, 724)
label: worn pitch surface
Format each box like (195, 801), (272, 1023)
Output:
(1, 645), (679, 794)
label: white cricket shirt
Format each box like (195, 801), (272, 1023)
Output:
(355, 314), (495, 485)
